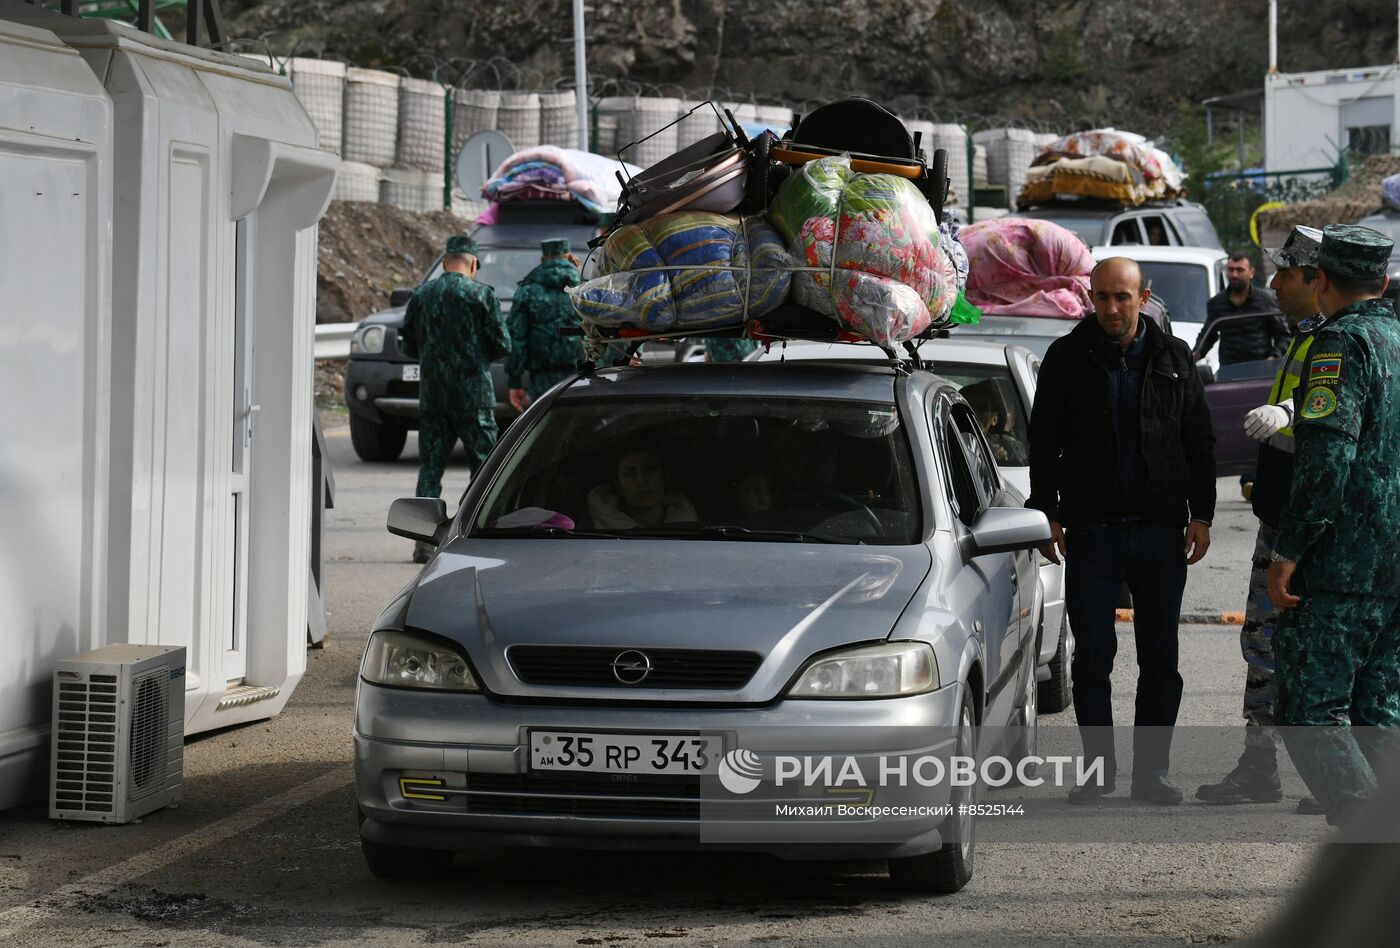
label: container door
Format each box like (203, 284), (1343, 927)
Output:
(227, 219), (254, 683)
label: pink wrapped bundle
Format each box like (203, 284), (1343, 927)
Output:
(962, 218), (1093, 319)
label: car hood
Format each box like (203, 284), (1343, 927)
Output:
(403, 538), (934, 701)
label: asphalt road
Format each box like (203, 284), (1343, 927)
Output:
(0, 415), (1333, 946)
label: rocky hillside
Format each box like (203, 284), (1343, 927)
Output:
(223, 0), (1393, 136)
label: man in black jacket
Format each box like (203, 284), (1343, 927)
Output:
(1030, 256), (1217, 805)
(1194, 252), (1290, 365)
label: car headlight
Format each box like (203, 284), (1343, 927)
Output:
(786, 641), (938, 698)
(352, 325), (385, 355)
(360, 629), (479, 691)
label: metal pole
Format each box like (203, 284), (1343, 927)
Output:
(573, 0), (590, 152)
(1268, 0), (1278, 75)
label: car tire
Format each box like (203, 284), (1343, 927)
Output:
(350, 414), (407, 462)
(888, 688), (976, 894)
(1038, 613), (1072, 714)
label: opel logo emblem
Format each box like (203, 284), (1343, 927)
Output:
(610, 650), (652, 685)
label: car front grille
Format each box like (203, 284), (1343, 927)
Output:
(507, 646), (763, 689)
(422, 773), (703, 820)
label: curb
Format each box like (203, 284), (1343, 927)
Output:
(1115, 609), (1245, 625)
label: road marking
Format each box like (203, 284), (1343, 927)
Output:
(0, 764), (354, 938)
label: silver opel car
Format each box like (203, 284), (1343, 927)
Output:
(355, 360), (1050, 893)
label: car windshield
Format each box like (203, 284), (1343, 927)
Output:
(1137, 261), (1210, 323)
(424, 247), (542, 307)
(471, 396), (922, 544)
(935, 364), (1030, 467)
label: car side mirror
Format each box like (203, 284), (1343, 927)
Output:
(389, 286), (414, 307)
(968, 507), (1051, 556)
(387, 497), (449, 544)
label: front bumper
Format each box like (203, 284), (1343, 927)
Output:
(355, 683), (963, 860)
(345, 357), (419, 426)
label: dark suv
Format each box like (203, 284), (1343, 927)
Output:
(343, 202), (602, 461)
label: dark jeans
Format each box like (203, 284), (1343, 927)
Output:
(1066, 521), (1188, 779)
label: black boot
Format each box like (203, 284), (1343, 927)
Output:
(1195, 759), (1283, 804)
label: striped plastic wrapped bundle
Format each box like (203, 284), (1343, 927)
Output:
(768, 155), (960, 345)
(452, 89), (500, 155)
(591, 96), (633, 156)
(570, 212), (793, 332)
(676, 100), (724, 147)
(497, 91), (541, 150)
(333, 161), (382, 203)
(289, 58), (345, 155)
(380, 167), (444, 213)
(538, 89), (578, 148)
(972, 128), (1038, 198)
(618, 97), (682, 169)
(343, 67), (400, 166)
(396, 77), (446, 171)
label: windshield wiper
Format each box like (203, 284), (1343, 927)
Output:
(625, 525), (862, 544)
(470, 526), (625, 539)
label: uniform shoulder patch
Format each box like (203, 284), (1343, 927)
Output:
(1301, 386), (1337, 419)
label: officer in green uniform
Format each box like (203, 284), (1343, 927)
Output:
(1197, 225), (1324, 812)
(401, 234), (510, 559)
(1267, 223), (1400, 826)
(506, 239), (593, 413)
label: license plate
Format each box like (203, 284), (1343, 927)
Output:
(401, 364), (420, 381)
(529, 731), (723, 775)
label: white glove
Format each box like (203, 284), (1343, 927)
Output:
(1244, 403), (1291, 441)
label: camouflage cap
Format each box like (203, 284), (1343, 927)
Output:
(541, 238), (571, 256)
(1318, 223), (1393, 281)
(445, 234), (478, 256)
(1264, 225), (1323, 270)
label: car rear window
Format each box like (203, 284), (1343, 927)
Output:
(1137, 261), (1211, 323)
(1171, 208), (1222, 249)
(1014, 212), (1104, 245)
(471, 396), (922, 544)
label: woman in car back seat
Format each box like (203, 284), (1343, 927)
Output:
(587, 444), (697, 529)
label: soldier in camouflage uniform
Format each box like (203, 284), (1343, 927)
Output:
(1267, 224), (1400, 826)
(705, 338), (758, 362)
(1197, 226), (1325, 813)
(402, 234), (510, 559)
(506, 239), (591, 413)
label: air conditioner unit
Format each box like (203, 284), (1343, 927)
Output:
(50, 644), (186, 823)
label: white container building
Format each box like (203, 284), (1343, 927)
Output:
(1, 8), (338, 809)
(0, 17), (114, 812)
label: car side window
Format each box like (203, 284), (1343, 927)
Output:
(950, 403), (1000, 502)
(1110, 218), (1143, 245)
(941, 418), (981, 527)
(1141, 215), (1172, 246)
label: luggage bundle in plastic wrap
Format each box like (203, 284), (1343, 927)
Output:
(1384, 173), (1400, 213)
(1019, 129), (1186, 208)
(767, 156), (961, 344)
(961, 218), (1093, 319)
(569, 98), (975, 350)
